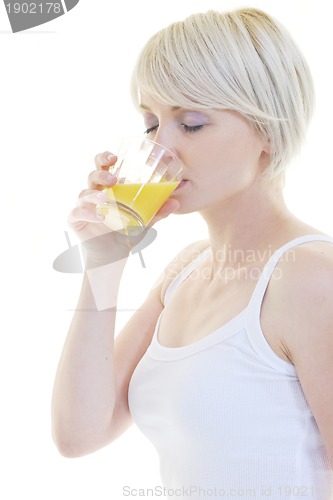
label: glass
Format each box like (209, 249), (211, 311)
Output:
(96, 136), (183, 232)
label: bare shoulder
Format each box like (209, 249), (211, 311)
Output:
(270, 238), (333, 361)
(156, 239), (210, 305)
(276, 239), (333, 314)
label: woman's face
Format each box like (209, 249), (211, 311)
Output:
(139, 95), (270, 216)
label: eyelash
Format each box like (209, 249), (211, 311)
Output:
(144, 124), (204, 134)
(144, 125), (158, 135)
(183, 124), (204, 133)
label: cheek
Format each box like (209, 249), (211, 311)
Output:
(200, 150), (260, 200)
(212, 134), (262, 178)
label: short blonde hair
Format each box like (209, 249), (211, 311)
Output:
(131, 8), (315, 180)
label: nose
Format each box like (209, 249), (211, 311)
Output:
(152, 127), (178, 157)
(147, 128), (183, 177)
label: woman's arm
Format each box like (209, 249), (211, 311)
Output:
(51, 266), (163, 457)
(265, 241), (333, 467)
(51, 147), (208, 457)
(51, 151), (181, 457)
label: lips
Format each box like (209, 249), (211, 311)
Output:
(176, 180), (187, 190)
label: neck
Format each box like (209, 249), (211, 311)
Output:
(199, 176), (295, 273)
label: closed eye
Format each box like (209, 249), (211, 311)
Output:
(182, 124), (204, 133)
(144, 123), (204, 135)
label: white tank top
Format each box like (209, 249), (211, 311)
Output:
(128, 235), (333, 499)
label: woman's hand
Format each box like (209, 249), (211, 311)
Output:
(67, 151), (180, 268)
(68, 151), (117, 240)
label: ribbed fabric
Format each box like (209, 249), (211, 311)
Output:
(128, 235), (333, 499)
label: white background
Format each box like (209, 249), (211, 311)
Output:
(0, 1), (332, 498)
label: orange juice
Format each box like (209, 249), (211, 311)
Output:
(103, 181), (179, 226)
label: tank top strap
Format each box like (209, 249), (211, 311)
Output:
(163, 247), (211, 305)
(247, 233), (333, 314)
(163, 234), (333, 308)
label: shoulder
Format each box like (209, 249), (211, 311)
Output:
(153, 239), (210, 305)
(275, 239), (333, 311)
(270, 238), (333, 361)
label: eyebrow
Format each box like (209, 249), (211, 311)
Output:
(139, 104), (181, 112)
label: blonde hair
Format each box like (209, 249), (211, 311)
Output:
(130, 8), (315, 180)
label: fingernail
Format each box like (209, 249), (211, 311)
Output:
(107, 154), (116, 161)
(106, 173), (115, 182)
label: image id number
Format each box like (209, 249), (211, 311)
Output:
(278, 486), (314, 496)
(5, 3), (62, 14)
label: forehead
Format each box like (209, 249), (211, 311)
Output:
(138, 90), (178, 110)
(138, 91), (207, 115)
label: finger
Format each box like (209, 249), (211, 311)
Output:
(87, 170), (117, 190)
(68, 206), (105, 227)
(76, 189), (107, 207)
(94, 151), (118, 171)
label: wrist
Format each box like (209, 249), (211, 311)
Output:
(81, 233), (131, 270)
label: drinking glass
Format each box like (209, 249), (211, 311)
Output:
(96, 136), (183, 232)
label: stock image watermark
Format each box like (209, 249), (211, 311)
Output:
(122, 484), (315, 497)
(157, 244), (297, 286)
(52, 230), (298, 310)
(3, 0), (79, 32)
(53, 232), (296, 276)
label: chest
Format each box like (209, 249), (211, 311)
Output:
(158, 261), (290, 362)
(158, 263), (257, 347)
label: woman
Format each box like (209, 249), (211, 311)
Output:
(52, 8), (333, 498)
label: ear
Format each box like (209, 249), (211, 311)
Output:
(259, 137), (273, 172)
(262, 137), (272, 155)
